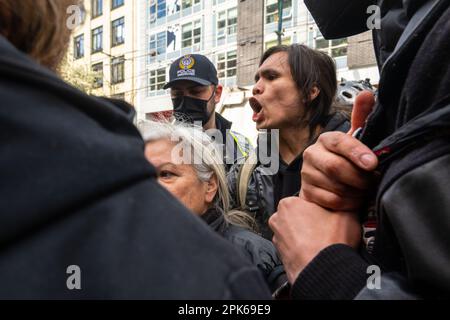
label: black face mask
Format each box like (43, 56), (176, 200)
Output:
(172, 94), (214, 126)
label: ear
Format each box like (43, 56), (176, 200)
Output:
(309, 86), (320, 102)
(214, 84), (223, 104)
(204, 174), (219, 205)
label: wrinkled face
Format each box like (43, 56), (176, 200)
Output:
(250, 52), (305, 130)
(144, 139), (216, 216)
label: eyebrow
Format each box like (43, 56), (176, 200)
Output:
(254, 68), (280, 82)
(154, 162), (178, 170)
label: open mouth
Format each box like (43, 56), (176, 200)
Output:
(249, 97), (263, 114)
(249, 97), (264, 123)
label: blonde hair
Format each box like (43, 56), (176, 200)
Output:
(0, 0), (80, 70)
(139, 120), (256, 231)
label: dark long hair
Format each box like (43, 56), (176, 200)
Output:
(260, 44), (337, 142)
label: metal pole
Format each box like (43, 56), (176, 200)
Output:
(276, 0), (284, 45)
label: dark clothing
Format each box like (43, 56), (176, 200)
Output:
(201, 208), (287, 293)
(228, 113), (350, 239)
(294, 0), (450, 299)
(0, 36), (271, 299)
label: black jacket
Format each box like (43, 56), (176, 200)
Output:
(201, 208), (287, 293)
(228, 113), (350, 239)
(294, 0), (450, 299)
(0, 36), (271, 299)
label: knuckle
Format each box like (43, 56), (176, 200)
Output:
(300, 168), (312, 183)
(320, 131), (346, 148)
(302, 146), (313, 162)
(323, 158), (340, 177)
(326, 194), (345, 210)
(301, 185), (314, 201)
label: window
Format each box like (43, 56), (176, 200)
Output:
(111, 56), (125, 84)
(112, 17), (125, 47)
(217, 7), (237, 44)
(265, 0), (292, 24)
(91, 26), (103, 53)
(182, 0), (200, 9)
(217, 50), (237, 80)
(157, 0), (166, 18)
(149, 0), (166, 22)
(112, 0), (124, 9)
(92, 63), (103, 88)
(314, 31), (348, 58)
(157, 32), (167, 56)
(182, 0), (192, 9)
(313, 30), (348, 68)
(181, 20), (201, 48)
(167, 0), (180, 15)
(149, 68), (166, 94)
(149, 31), (167, 61)
(78, 4), (87, 24)
(74, 34), (84, 59)
(91, 0), (103, 18)
(227, 8), (237, 35)
(265, 37), (291, 50)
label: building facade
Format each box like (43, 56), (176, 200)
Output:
(134, 0), (379, 123)
(68, 0), (137, 104)
(135, 0), (239, 121)
(237, 0), (379, 86)
(67, 0), (379, 127)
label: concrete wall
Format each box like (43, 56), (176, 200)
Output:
(236, 0), (264, 87)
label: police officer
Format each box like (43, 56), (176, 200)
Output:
(163, 54), (252, 170)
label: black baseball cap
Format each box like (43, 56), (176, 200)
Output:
(163, 54), (219, 89)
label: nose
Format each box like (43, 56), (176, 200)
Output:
(253, 79), (263, 96)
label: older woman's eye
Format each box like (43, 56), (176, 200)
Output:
(159, 170), (176, 179)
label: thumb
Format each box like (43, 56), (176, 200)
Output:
(348, 91), (375, 135)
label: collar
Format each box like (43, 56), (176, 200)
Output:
(201, 207), (228, 234)
(215, 113), (232, 140)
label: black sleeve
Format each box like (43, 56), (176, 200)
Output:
(291, 244), (369, 300)
(292, 154), (450, 299)
(304, 0), (376, 39)
(378, 153), (450, 298)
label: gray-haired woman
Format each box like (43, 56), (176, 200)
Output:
(139, 120), (286, 293)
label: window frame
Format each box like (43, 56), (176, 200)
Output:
(91, 0), (103, 18)
(111, 0), (124, 10)
(217, 50), (237, 83)
(181, 19), (201, 48)
(91, 26), (103, 54)
(111, 56), (125, 84)
(265, 0), (292, 25)
(217, 7), (237, 44)
(92, 62), (104, 88)
(148, 67), (167, 95)
(111, 17), (125, 47)
(74, 34), (85, 59)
